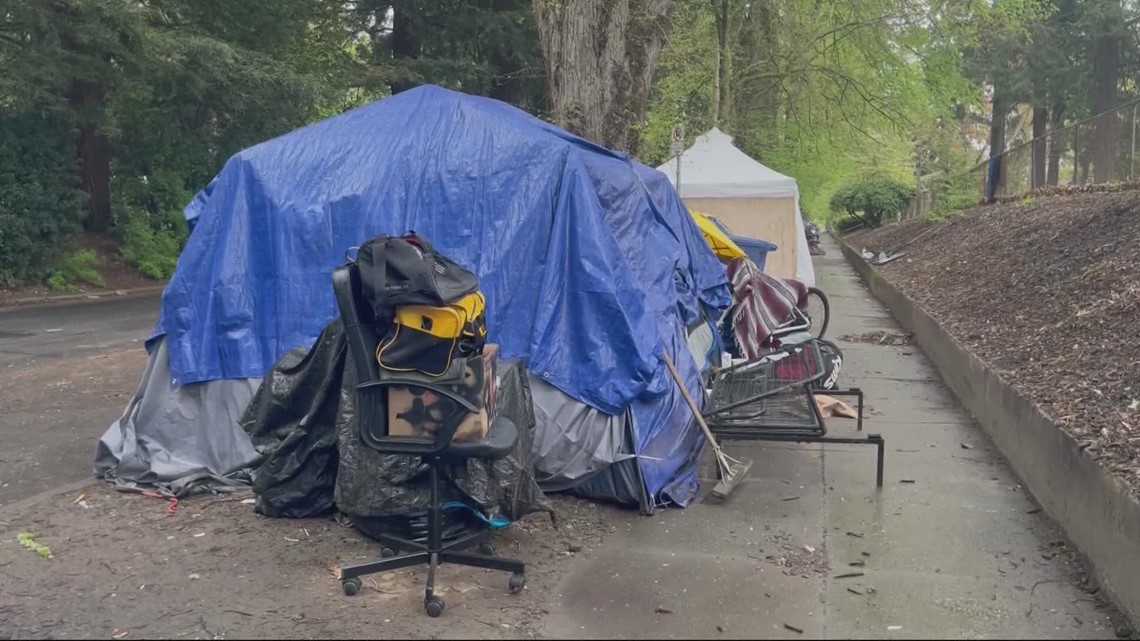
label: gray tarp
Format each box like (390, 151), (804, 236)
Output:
(93, 338), (262, 497)
(529, 373), (631, 492)
(92, 315), (716, 505)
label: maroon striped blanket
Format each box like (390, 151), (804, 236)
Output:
(726, 258), (809, 359)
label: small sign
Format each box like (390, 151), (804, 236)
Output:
(670, 125), (684, 144)
(669, 140), (684, 156)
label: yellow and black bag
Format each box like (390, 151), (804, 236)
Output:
(376, 291), (488, 377)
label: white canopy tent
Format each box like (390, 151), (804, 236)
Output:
(656, 127), (815, 286)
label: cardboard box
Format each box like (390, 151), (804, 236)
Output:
(387, 344), (498, 442)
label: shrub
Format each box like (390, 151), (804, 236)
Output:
(46, 249), (105, 292)
(0, 114), (85, 287)
(113, 172), (191, 280)
(119, 209), (187, 280)
(829, 177), (916, 228)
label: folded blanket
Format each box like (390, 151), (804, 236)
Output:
(726, 258), (809, 359)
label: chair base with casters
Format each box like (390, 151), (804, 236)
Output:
(338, 462), (526, 617)
(331, 262), (526, 618)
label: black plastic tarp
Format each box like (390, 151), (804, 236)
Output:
(239, 320), (553, 525)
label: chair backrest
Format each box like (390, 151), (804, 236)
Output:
(332, 263), (482, 456)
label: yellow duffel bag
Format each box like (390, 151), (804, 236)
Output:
(377, 291), (488, 377)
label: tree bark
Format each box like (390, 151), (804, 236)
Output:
(1031, 105), (1047, 188)
(987, 87), (1008, 199)
(1046, 100), (1065, 186)
(533, 0), (672, 152)
(68, 78), (113, 232)
(1091, 0), (1122, 183)
(712, 0), (729, 128)
(391, 1), (422, 95)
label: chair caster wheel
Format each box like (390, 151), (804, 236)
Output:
(477, 543), (495, 556)
(381, 547), (397, 558)
(508, 572), (526, 594)
(425, 596), (445, 617)
(342, 577), (362, 597)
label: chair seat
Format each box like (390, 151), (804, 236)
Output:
(439, 417), (518, 461)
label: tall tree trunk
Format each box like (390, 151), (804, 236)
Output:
(712, 0), (729, 128)
(489, 0), (525, 107)
(68, 78), (112, 232)
(752, 1), (777, 153)
(1031, 105), (1047, 188)
(1047, 100), (1065, 186)
(533, 0), (672, 152)
(1091, 0), (1122, 183)
(987, 88), (1008, 199)
(391, 1), (422, 95)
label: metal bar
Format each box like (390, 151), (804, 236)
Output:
(339, 551), (431, 579)
(873, 434), (885, 487)
(441, 550), (526, 573)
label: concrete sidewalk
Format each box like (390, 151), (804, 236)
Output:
(539, 238), (1123, 639)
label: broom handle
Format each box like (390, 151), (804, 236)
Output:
(661, 351), (722, 451)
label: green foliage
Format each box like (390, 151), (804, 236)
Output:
(119, 210), (187, 281)
(47, 250), (105, 292)
(830, 178), (916, 227)
(17, 532), (53, 560)
(0, 113), (85, 288)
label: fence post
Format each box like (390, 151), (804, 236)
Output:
(1131, 104), (1137, 180)
(1072, 124), (1080, 185)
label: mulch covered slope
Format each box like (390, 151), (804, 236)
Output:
(847, 191), (1140, 488)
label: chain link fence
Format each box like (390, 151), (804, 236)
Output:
(981, 99), (1140, 201)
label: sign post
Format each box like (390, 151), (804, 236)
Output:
(669, 125), (685, 193)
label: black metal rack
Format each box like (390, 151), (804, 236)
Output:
(703, 341), (885, 487)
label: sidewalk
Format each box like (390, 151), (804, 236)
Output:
(539, 237), (1124, 639)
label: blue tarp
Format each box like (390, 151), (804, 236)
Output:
(159, 85), (730, 506)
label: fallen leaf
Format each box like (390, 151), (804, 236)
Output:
(784, 624), (804, 634)
(900, 479), (916, 484)
(849, 559), (866, 567)
(72, 493), (87, 504)
(113, 631), (129, 639)
(654, 607), (674, 614)
(834, 572), (865, 579)
(803, 545), (816, 554)
(959, 442), (974, 450)
(847, 587), (863, 595)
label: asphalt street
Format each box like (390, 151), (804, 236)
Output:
(0, 296), (159, 506)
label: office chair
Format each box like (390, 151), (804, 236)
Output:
(332, 263), (526, 617)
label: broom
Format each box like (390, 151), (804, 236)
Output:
(662, 351), (752, 499)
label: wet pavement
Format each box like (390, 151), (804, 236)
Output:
(539, 238), (1124, 639)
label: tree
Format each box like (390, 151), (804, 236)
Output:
(1090, 0), (1125, 183)
(533, 0), (673, 151)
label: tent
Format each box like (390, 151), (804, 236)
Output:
(96, 85), (731, 513)
(657, 128), (815, 286)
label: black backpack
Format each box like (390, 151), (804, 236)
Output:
(355, 232), (479, 315)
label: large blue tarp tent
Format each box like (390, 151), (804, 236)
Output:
(115, 85), (730, 509)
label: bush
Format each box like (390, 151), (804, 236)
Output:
(829, 177), (916, 228)
(119, 209), (187, 280)
(46, 249), (105, 292)
(113, 172), (191, 280)
(0, 114), (85, 287)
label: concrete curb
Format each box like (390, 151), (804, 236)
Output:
(0, 285), (165, 314)
(838, 236), (1140, 625)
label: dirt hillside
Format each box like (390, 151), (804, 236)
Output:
(847, 191), (1140, 491)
